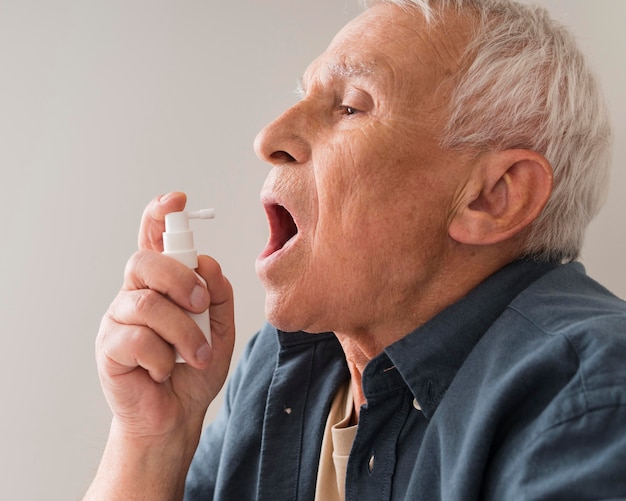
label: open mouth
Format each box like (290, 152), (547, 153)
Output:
(260, 203), (299, 259)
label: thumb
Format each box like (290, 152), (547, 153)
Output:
(138, 192), (187, 251)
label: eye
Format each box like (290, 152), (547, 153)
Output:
(341, 105), (359, 116)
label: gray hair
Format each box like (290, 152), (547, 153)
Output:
(365, 0), (613, 263)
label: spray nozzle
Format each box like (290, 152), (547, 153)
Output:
(188, 208), (216, 220)
(164, 209), (215, 233)
(163, 208), (215, 269)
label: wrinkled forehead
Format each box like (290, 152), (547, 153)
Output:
(302, 3), (471, 92)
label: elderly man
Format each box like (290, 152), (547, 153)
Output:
(85, 0), (626, 500)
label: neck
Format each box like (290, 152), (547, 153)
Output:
(334, 333), (370, 420)
(334, 248), (518, 421)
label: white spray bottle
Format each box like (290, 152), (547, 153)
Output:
(162, 208), (215, 363)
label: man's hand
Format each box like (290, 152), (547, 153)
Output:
(85, 192), (235, 500)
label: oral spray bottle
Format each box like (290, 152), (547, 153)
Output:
(162, 208), (215, 363)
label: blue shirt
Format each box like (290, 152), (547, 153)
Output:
(185, 260), (626, 500)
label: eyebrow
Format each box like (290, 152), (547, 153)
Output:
(327, 61), (375, 78)
(295, 60), (376, 98)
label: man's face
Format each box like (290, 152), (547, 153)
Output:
(254, 3), (473, 336)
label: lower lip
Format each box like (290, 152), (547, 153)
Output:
(256, 235), (298, 272)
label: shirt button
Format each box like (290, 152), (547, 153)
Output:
(368, 453), (375, 473)
(413, 398), (422, 411)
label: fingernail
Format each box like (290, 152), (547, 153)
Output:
(190, 283), (207, 310)
(159, 192), (172, 203)
(196, 343), (211, 364)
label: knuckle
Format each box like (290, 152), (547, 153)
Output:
(123, 249), (156, 287)
(126, 325), (150, 355)
(96, 302), (119, 342)
(132, 288), (161, 318)
(105, 291), (130, 322)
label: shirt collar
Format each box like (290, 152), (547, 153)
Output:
(368, 259), (559, 419)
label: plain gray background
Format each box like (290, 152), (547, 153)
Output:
(0, 1), (624, 499)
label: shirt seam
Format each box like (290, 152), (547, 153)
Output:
(294, 339), (318, 500)
(501, 305), (626, 447)
(516, 400), (626, 457)
(506, 304), (591, 410)
(500, 303), (626, 454)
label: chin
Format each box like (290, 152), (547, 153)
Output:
(263, 295), (326, 334)
(264, 294), (292, 330)
(264, 304), (303, 333)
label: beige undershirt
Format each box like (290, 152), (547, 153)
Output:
(314, 381), (358, 501)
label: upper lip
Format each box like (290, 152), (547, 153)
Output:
(259, 193), (299, 259)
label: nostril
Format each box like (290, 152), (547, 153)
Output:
(270, 150), (297, 163)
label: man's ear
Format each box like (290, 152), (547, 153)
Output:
(449, 149), (553, 245)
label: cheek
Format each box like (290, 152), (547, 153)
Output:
(310, 130), (453, 250)
(313, 164), (364, 238)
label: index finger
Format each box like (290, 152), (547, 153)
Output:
(138, 192), (187, 251)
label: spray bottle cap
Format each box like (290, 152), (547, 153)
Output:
(163, 209), (215, 269)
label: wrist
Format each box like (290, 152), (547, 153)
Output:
(84, 417), (203, 501)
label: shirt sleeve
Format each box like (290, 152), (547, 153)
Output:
(487, 402), (626, 500)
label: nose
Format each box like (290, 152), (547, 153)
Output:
(253, 102), (312, 166)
